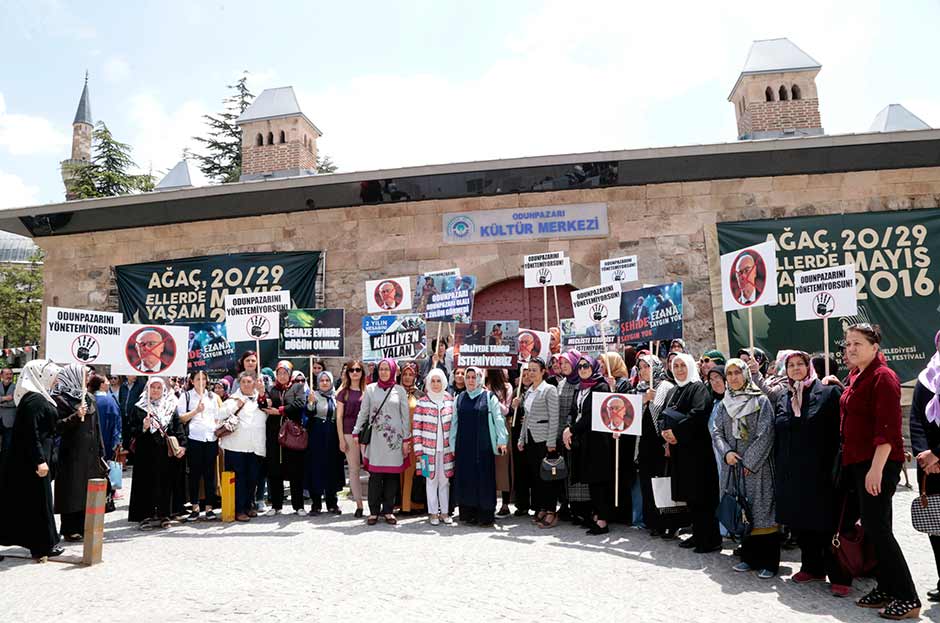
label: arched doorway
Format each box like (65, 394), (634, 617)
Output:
(473, 277), (575, 329)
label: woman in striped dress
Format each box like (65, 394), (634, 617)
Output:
(413, 369), (456, 526)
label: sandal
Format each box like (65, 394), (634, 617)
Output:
(533, 511), (547, 524)
(367, 516), (378, 526)
(879, 599), (921, 620)
(138, 519), (154, 531)
(385, 514), (398, 525)
(160, 518), (172, 529)
(857, 588), (893, 609)
(538, 512), (558, 529)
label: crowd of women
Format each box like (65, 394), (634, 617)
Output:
(2, 323), (940, 619)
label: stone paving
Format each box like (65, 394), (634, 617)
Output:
(2, 470), (939, 623)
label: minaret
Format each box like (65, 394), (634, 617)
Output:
(61, 72), (94, 199)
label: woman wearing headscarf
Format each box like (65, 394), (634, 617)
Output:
(398, 362), (426, 515)
(636, 353), (682, 538)
(911, 330), (940, 604)
(509, 365), (534, 517)
(600, 352), (632, 393)
(452, 366), (508, 527)
(773, 351), (849, 595)
(0, 361), (63, 561)
(413, 368), (456, 526)
(705, 365), (727, 498)
(337, 360), (367, 518)
(219, 372), (267, 522)
(305, 371), (344, 515)
(711, 358), (779, 578)
(601, 351), (639, 524)
(661, 353), (720, 553)
(51, 363), (107, 540)
(485, 367), (514, 517)
(563, 355), (615, 535)
(127, 377), (185, 530)
(557, 350), (589, 524)
(353, 358), (411, 525)
(548, 327), (561, 356)
(261, 360), (307, 515)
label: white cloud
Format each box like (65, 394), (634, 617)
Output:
(103, 56), (131, 82)
(0, 92), (70, 156)
(124, 93), (210, 179)
(0, 170), (39, 210)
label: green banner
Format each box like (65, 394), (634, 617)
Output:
(717, 210), (940, 383)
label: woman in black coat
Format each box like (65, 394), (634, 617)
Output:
(773, 351), (850, 594)
(261, 361), (308, 515)
(911, 332), (940, 603)
(0, 360), (64, 561)
(51, 363), (106, 541)
(660, 353), (720, 553)
(563, 355), (616, 535)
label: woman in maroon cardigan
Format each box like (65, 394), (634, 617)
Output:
(839, 323), (920, 619)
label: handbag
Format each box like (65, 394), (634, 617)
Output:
(911, 473), (940, 535)
(651, 460), (687, 514)
(832, 495), (877, 578)
(717, 463), (753, 539)
(540, 454), (567, 481)
(359, 388), (393, 445)
(108, 460), (123, 489)
(662, 407), (689, 429)
(278, 417), (308, 451)
(215, 398), (247, 439)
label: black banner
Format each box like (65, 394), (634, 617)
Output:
(115, 252), (320, 324)
(279, 309), (345, 358)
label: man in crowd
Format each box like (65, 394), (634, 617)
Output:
(0, 367), (16, 453)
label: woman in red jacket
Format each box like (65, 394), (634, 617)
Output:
(839, 324), (920, 619)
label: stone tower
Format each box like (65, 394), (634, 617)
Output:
(236, 86), (321, 181)
(61, 72), (94, 199)
(728, 38), (824, 140)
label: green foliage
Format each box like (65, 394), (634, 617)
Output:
(65, 122), (154, 199)
(192, 71), (254, 183)
(315, 153), (338, 174)
(0, 250), (43, 347)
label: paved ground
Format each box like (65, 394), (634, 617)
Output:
(2, 469), (939, 623)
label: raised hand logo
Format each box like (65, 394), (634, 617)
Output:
(590, 303), (609, 323)
(813, 292), (835, 318)
(537, 268), (552, 285)
(247, 315), (270, 339)
(72, 334), (100, 363)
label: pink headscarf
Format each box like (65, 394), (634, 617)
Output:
(377, 358), (398, 390)
(785, 351), (817, 418)
(563, 349), (582, 384)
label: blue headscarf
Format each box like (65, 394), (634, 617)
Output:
(315, 371), (335, 420)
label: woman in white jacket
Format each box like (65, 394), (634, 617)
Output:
(218, 372), (267, 522)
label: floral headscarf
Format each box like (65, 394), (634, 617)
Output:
(721, 358), (763, 439)
(134, 377), (179, 430)
(14, 359), (61, 406)
(52, 363), (88, 404)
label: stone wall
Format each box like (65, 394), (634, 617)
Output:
(36, 165), (940, 357)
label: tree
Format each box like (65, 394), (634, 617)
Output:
(65, 122), (154, 199)
(192, 72), (254, 183)
(315, 153), (338, 174)
(0, 250), (44, 347)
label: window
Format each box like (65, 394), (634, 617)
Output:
(765, 86), (774, 102)
(279, 130), (286, 144)
(255, 133), (263, 146)
(779, 85), (789, 101)
(267, 132), (274, 145)
(791, 84), (802, 100)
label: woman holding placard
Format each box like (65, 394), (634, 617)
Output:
(773, 351), (850, 595)
(839, 324), (920, 619)
(219, 372), (267, 522)
(306, 371), (344, 515)
(353, 359), (411, 526)
(660, 353), (720, 553)
(557, 350), (589, 525)
(262, 361), (307, 516)
(563, 355), (614, 535)
(711, 359), (779, 579)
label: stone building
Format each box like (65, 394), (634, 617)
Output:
(2, 39), (939, 361)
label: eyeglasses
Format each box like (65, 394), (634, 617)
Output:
(349, 368), (363, 373)
(699, 356), (712, 363)
(577, 363), (592, 370)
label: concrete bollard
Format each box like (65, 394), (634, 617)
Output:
(221, 471), (235, 522)
(82, 478), (107, 566)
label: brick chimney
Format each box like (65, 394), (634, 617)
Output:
(236, 87), (322, 181)
(729, 38), (824, 140)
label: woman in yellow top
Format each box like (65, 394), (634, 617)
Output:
(399, 363), (426, 514)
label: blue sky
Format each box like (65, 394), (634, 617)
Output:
(1, 0), (939, 208)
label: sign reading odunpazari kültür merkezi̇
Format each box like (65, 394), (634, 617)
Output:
(442, 203), (608, 244)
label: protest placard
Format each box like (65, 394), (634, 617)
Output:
(224, 290), (291, 342)
(523, 253), (571, 288)
(278, 309), (345, 358)
(362, 315), (426, 361)
(421, 274), (476, 323)
(570, 283), (622, 332)
(794, 264), (858, 321)
(560, 318), (619, 355)
(720, 240), (778, 312)
(186, 322), (236, 381)
(600, 255), (639, 285)
(414, 268), (460, 311)
(516, 328), (551, 362)
(453, 320), (519, 368)
(366, 277), (413, 314)
(591, 392), (643, 436)
(619, 282), (683, 344)
(113, 323), (189, 376)
(45, 307), (124, 366)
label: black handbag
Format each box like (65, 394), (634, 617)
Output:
(359, 388), (393, 445)
(662, 407), (689, 429)
(540, 454), (567, 481)
(717, 463), (752, 539)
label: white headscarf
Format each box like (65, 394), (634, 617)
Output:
(671, 353), (700, 387)
(14, 359), (61, 406)
(135, 377), (178, 430)
(52, 363), (87, 402)
(425, 368), (448, 403)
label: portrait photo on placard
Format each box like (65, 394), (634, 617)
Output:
(729, 249), (767, 307)
(124, 326), (177, 374)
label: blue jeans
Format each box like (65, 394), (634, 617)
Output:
(631, 477), (645, 528)
(224, 450), (262, 515)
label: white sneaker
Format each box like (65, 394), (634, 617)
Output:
(264, 509), (279, 517)
(442, 516), (454, 526)
(430, 515), (440, 526)
(295, 509), (308, 516)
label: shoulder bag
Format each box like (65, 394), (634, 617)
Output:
(717, 463), (753, 539)
(911, 473), (940, 535)
(831, 494), (877, 577)
(540, 453), (567, 481)
(147, 410), (183, 458)
(278, 416), (308, 450)
(359, 387), (393, 445)
(214, 399), (247, 439)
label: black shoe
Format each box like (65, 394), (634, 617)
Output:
(328, 507), (341, 516)
(678, 538), (697, 549)
(479, 521), (494, 527)
(187, 511), (200, 521)
(733, 546), (743, 558)
(927, 587), (940, 602)
(513, 508), (530, 517)
(204, 510), (217, 521)
(587, 523), (610, 535)
(649, 529), (663, 537)
(661, 528), (678, 540)
(354, 508), (364, 518)
(309, 508), (322, 516)
(496, 506), (511, 517)
(693, 544), (722, 554)
(558, 507), (572, 522)
(48, 547), (65, 557)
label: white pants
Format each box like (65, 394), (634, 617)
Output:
(425, 451), (450, 515)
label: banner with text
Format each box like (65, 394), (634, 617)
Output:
(570, 283), (622, 332)
(362, 315), (427, 362)
(560, 318), (619, 355)
(278, 309), (345, 358)
(224, 290), (291, 342)
(523, 252), (572, 288)
(414, 268), (460, 312)
(419, 274), (476, 323)
(794, 264), (858, 321)
(187, 322), (237, 382)
(619, 282), (684, 344)
(453, 320), (519, 368)
(443, 203), (609, 244)
(600, 255), (639, 285)
(45, 307), (124, 366)
(717, 210), (940, 381)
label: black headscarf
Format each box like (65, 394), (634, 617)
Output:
(706, 364), (726, 402)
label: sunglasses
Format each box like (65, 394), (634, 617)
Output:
(577, 363), (592, 370)
(349, 368), (363, 373)
(700, 356), (721, 363)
